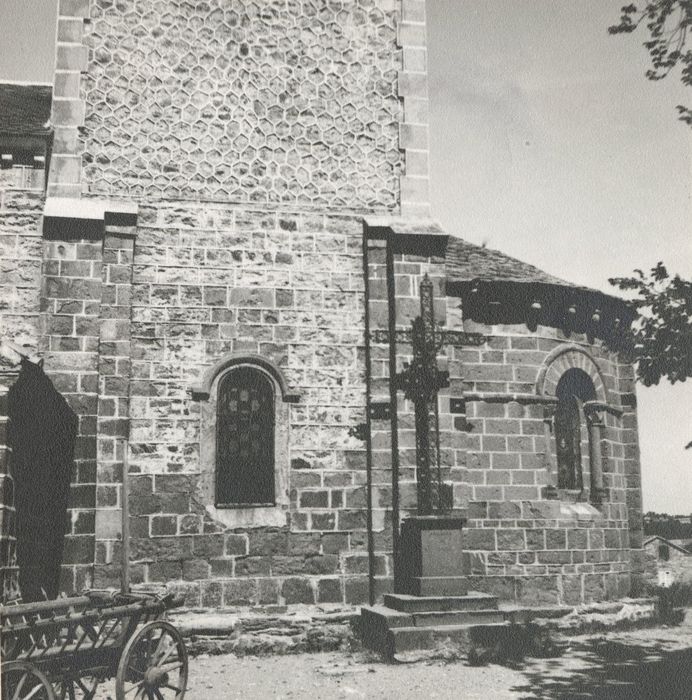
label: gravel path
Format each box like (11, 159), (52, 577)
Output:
(92, 615), (692, 699)
(182, 626), (692, 700)
(181, 612), (692, 700)
(185, 651), (524, 699)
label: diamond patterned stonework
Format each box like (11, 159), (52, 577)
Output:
(81, 0), (403, 208)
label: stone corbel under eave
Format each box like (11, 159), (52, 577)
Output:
(42, 197), (139, 239)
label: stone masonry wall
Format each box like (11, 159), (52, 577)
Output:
(40, 231), (104, 594)
(0, 166), (44, 356)
(93, 223), (137, 588)
(364, 227), (453, 596)
(361, 233), (642, 606)
(103, 203), (379, 606)
(80, 0), (403, 208)
(0, 165), (44, 601)
(444, 318), (640, 604)
(45, 0), (434, 604)
(363, 239), (395, 596)
(41, 0), (645, 608)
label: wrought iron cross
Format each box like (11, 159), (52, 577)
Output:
(394, 275), (450, 515)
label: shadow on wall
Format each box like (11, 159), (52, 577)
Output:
(8, 358), (77, 602)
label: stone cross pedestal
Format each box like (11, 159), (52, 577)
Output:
(399, 515), (469, 596)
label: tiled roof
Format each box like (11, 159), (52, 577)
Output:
(0, 82), (52, 136)
(446, 235), (579, 288)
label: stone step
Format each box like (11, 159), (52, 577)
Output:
(359, 603), (509, 657)
(361, 604), (505, 632)
(360, 605), (412, 655)
(384, 591), (499, 613)
(388, 621), (510, 656)
(409, 576), (470, 596)
(410, 609), (506, 627)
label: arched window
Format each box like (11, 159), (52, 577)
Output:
(216, 367), (275, 506)
(554, 368), (596, 490)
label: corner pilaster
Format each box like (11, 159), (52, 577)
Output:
(397, 0), (431, 217)
(41, 197), (137, 593)
(49, 0), (91, 197)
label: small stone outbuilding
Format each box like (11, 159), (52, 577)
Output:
(643, 536), (692, 586)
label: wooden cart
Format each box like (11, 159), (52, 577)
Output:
(0, 589), (188, 699)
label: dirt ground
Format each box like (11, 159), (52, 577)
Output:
(96, 613), (692, 699)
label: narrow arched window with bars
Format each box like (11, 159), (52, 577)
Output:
(554, 368), (596, 491)
(216, 367), (275, 507)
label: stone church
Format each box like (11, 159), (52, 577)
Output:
(0, 0), (644, 610)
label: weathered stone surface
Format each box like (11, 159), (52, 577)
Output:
(281, 577), (314, 605)
(131, 536), (192, 562)
(516, 576), (560, 605)
(496, 529), (525, 551)
(584, 574), (607, 602)
(201, 581), (223, 607)
(149, 560), (182, 582)
(235, 557), (271, 577)
(82, 0), (402, 208)
(344, 577), (369, 605)
(170, 606), (356, 656)
(317, 578), (343, 603)
(546, 530), (567, 550)
(183, 559), (210, 581)
(465, 529), (496, 551)
(222, 578), (257, 606)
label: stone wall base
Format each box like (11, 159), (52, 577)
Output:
(168, 604), (357, 657)
(461, 571), (632, 606)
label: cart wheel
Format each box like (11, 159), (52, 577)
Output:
(2, 660), (56, 700)
(115, 620), (188, 700)
(54, 674), (101, 700)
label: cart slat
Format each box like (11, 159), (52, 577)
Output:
(0, 589), (186, 698)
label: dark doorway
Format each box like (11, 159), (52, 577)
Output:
(216, 367), (275, 506)
(8, 359), (76, 601)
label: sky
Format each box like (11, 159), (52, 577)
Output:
(0, 0), (690, 513)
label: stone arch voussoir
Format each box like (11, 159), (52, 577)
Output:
(190, 353), (300, 403)
(536, 344), (608, 403)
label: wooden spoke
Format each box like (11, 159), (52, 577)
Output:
(127, 661), (145, 678)
(152, 637), (176, 666)
(14, 672), (28, 699)
(153, 631), (166, 657)
(54, 674), (101, 700)
(115, 621), (188, 700)
(25, 685), (47, 700)
(159, 658), (182, 672)
(2, 661), (55, 700)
